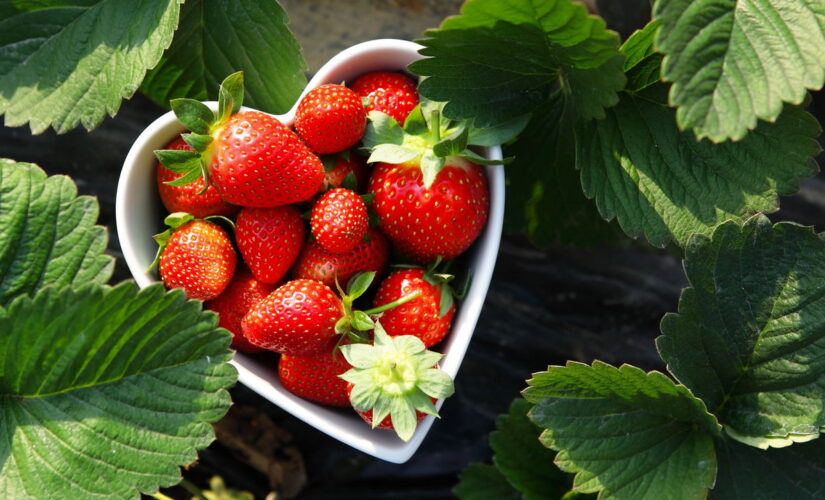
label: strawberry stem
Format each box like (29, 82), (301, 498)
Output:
(363, 290), (422, 315)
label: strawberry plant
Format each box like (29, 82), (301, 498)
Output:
(0, 160), (236, 498)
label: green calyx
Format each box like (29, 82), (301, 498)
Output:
(339, 322), (455, 441)
(360, 97), (514, 188)
(333, 271), (423, 342)
(153, 72), (245, 192)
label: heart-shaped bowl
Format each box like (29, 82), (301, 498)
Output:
(117, 39), (504, 464)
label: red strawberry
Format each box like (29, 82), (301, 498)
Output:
(294, 84), (366, 154)
(206, 268), (276, 353)
(292, 227), (390, 288)
(155, 73), (324, 208)
(311, 188), (368, 254)
(236, 206), (306, 284)
(373, 268), (455, 347)
(211, 111), (324, 206)
(155, 214), (237, 301)
(368, 157), (488, 263)
(279, 347), (352, 406)
(156, 136), (238, 218)
(350, 72), (418, 124)
(242, 279), (343, 356)
(321, 153), (368, 193)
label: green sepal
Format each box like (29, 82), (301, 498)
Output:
(369, 144), (419, 164)
(204, 215), (236, 230)
(460, 148), (510, 165)
(438, 283), (454, 317)
(403, 104), (429, 135)
(170, 98), (214, 135)
(164, 168), (202, 187)
(363, 111), (405, 150)
(420, 151), (445, 188)
(339, 323), (455, 441)
(347, 271), (376, 300)
(148, 213), (195, 271)
(155, 149), (200, 172)
(321, 154), (339, 172)
(351, 310), (376, 331)
(217, 71), (244, 125)
(181, 132), (213, 152)
(334, 316), (351, 335)
(433, 124), (469, 157)
(164, 212), (196, 230)
(360, 193), (375, 205)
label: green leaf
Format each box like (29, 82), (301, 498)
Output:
(577, 86), (820, 248)
(524, 361), (720, 500)
(491, 399), (571, 500)
(0, 160), (113, 306)
(0, 282), (237, 498)
(654, 0), (825, 141)
(467, 113), (531, 147)
(140, 0), (306, 114)
(711, 437), (825, 499)
(454, 463), (522, 500)
(621, 20), (663, 92)
(658, 215), (825, 448)
(0, 0), (181, 134)
(410, 0), (625, 126)
(504, 95), (621, 247)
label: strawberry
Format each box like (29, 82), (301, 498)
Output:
(279, 347), (352, 406)
(339, 322), (454, 442)
(156, 136), (238, 218)
(292, 227), (390, 288)
(350, 71), (418, 124)
(154, 213), (236, 301)
(242, 279), (343, 356)
(310, 188), (368, 254)
(236, 206), (306, 284)
(205, 267), (276, 353)
(373, 268), (455, 347)
(369, 158), (488, 263)
(155, 72), (324, 208)
(321, 152), (368, 193)
(363, 100), (493, 264)
(294, 84), (366, 154)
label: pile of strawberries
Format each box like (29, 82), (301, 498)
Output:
(152, 70), (490, 441)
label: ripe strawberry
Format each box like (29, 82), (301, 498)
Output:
(155, 213), (237, 301)
(373, 268), (455, 347)
(242, 279), (343, 356)
(156, 136), (238, 218)
(321, 152), (368, 193)
(350, 72), (418, 124)
(155, 72), (324, 208)
(236, 206), (306, 284)
(292, 227), (390, 288)
(294, 84), (366, 154)
(211, 111), (324, 206)
(368, 158), (488, 263)
(205, 268), (276, 353)
(279, 347), (352, 406)
(311, 188), (368, 254)
(339, 323), (454, 442)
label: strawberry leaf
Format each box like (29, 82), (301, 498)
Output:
(622, 20), (663, 93)
(170, 99), (214, 135)
(654, 0), (825, 142)
(466, 113), (531, 147)
(0, 160), (113, 306)
(140, 0), (306, 114)
(0, 283), (236, 499)
(578, 85), (820, 248)
(410, 0), (624, 127)
(658, 215), (825, 448)
(454, 464), (522, 500)
(524, 361), (721, 500)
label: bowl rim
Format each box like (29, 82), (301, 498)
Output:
(116, 38), (504, 464)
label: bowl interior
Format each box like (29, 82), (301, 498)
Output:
(116, 39), (504, 463)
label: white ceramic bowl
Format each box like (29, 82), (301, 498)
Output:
(117, 39), (504, 464)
